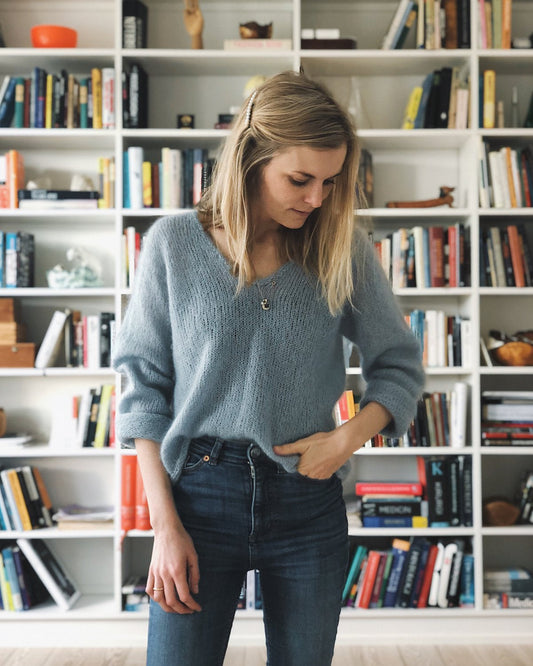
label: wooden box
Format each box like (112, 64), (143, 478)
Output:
(0, 298), (19, 322)
(0, 343), (35, 367)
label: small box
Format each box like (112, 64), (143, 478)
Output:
(0, 343), (35, 368)
(177, 114), (195, 129)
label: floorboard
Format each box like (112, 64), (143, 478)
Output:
(0, 644), (532, 665)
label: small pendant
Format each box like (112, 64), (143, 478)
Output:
(261, 298), (271, 311)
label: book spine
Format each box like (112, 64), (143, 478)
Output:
(121, 455), (137, 532)
(355, 482), (423, 496)
(91, 68), (103, 129)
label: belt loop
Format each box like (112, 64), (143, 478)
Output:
(208, 438), (224, 465)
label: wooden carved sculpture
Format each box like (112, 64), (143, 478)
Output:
(386, 186), (455, 208)
(184, 0), (204, 49)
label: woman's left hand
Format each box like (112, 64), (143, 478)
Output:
(273, 430), (351, 480)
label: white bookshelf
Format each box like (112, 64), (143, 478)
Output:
(0, 0), (532, 647)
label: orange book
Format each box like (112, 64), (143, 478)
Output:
(507, 225), (525, 287)
(6, 469), (33, 530)
(6, 149), (25, 208)
(121, 455), (137, 531)
(501, 0), (512, 49)
(135, 459), (151, 530)
(356, 550), (382, 609)
(502, 147), (518, 207)
(417, 543), (439, 607)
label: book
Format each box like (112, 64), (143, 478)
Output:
(382, 538), (411, 607)
(342, 544), (367, 603)
(437, 541), (458, 608)
(2, 547), (23, 611)
(123, 0), (148, 48)
(483, 70), (496, 128)
(355, 549), (382, 608)
(223, 39), (292, 50)
(381, 0), (413, 49)
(16, 538), (80, 610)
(34, 310), (69, 369)
(425, 457), (451, 526)
(0, 76), (16, 127)
(397, 537), (429, 607)
(134, 454), (150, 530)
(121, 455), (137, 532)
(355, 481), (423, 496)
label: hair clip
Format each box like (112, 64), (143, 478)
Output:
(245, 90), (258, 128)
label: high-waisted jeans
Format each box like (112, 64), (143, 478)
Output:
(146, 437), (349, 666)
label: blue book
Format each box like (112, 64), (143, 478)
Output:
(382, 539), (411, 607)
(0, 76), (17, 128)
(2, 547), (23, 611)
(0, 231), (4, 287)
(123, 151), (130, 208)
(423, 228), (431, 288)
(4, 232), (17, 288)
(363, 516), (417, 528)
(414, 73), (434, 129)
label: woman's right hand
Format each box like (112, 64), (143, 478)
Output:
(146, 523), (202, 614)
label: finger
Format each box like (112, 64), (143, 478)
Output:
(175, 575), (202, 612)
(273, 442), (302, 456)
(188, 558), (200, 595)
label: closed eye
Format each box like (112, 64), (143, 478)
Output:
(289, 177), (308, 187)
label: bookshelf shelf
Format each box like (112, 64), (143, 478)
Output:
(0, 0), (531, 648)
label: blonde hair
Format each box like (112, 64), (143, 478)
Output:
(197, 70), (363, 315)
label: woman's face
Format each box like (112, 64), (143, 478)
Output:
(253, 144), (347, 233)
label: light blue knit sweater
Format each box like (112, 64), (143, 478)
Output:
(112, 212), (424, 481)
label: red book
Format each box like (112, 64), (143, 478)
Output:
(121, 455), (137, 532)
(134, 458), (151, 530)
(417, 543), (439, 608)
(369, 552), (388, 607)
(356, 550), (382, 609)
(507, 225), (525, 287)
(355, 481), (423, 496)
(429, 227), (445, 287)
(520, 151), (532, 207)
(447, 225), (457, 287)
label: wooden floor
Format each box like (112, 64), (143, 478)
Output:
(1, 645), (533, 665)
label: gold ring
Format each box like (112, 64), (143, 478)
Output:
(153, 587), (164, 591)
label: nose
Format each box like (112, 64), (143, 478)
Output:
(304, 183), (325, 209)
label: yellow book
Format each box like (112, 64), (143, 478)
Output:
(483, 70), (496, 129)
(6, 469), (33, 530)
(45, 74), (53, 129)
(345, 389), (356, 419)
(93, 383), (114, 448)
(402, 86), (422, 130)
(142, 161), (152, 207)
(91, 68), (103, 129)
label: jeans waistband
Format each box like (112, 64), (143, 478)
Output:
(191, 436), (280, 469)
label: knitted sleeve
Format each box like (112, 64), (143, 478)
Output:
(112, 221), (175, 447)
(340, 228), (425, 437)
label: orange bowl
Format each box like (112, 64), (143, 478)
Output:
(31, 25), (78, 48)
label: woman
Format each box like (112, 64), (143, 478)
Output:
(113, 71), (424, 666)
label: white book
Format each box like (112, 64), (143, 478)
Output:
(437, 542), (458, 608)
(127, 146), (144, 209)
(450, 382), (468, 448)
(455, 87), (469, 130)
(488, 151), (505, 208)
(412, 226), (426, 288)
(85, 314), (101, 369)
(427, 542), (444, 606)
(34, 310), (68, 369)
(246, 569), (256, 611)
(381, 0), (411, 49)
(17, 538), (81, 611)
(436, 309), (446, 367)
(460, 319), (472, 369)
(101, 67), (115, 129)
(168, 148), (182, 209)
(425, 310), (438, 367)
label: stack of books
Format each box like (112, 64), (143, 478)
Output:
(355, 479), (427, 529)
(0, 464), (54, 532)
(484, 567), (533, 609)
(481, 391), (533, 446)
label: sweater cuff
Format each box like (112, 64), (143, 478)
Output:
(116, 412), (172, 449)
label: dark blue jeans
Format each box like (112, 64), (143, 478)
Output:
(146, 437), (349, 666)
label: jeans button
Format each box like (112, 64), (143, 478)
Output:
(250, 446), (261, 460)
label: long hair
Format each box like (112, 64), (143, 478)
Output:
(197, 70), (363, 315)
